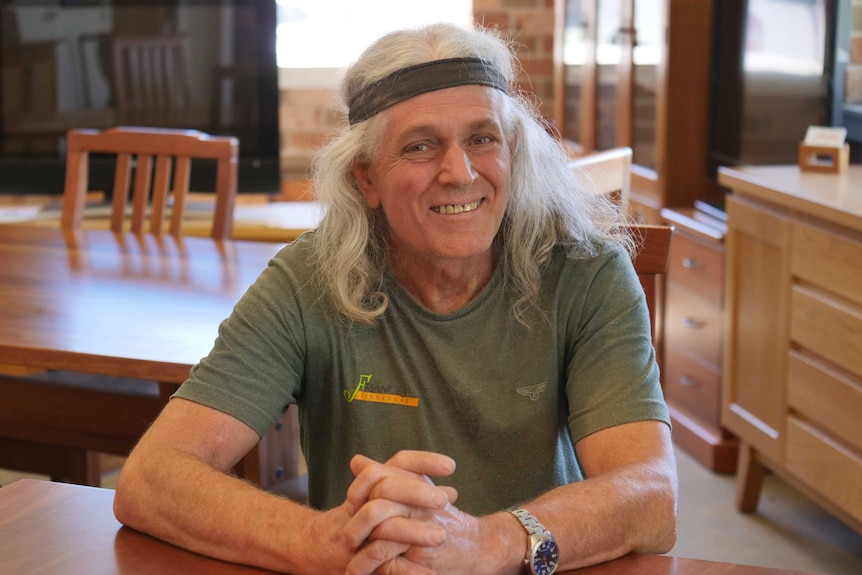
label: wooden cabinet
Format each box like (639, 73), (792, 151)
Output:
(661, 206), (737, 473)
(720, 165), (862, 535)
(554, 0), (720, 224)
(723, 197), (792, 464)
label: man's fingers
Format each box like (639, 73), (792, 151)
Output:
(369, 515), (447, 547)
(341, 498), (411, 549)
(347, 471), (446, 514)
(385, 450), (456, 477)
(439, 486), (459, 504)
(347, 453), (453, 512)
(345, 540), (435, 575)
(344, 540), (410, 575)
(350, 451), (455, 480)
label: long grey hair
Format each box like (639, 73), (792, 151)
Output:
(310, 22), (632, 326)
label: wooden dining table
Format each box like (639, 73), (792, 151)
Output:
(0, 478), (820, 575)
(0, 224), (299, 486)
(1, 196), (325, 243)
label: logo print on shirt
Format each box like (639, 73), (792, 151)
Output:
(343, 374), (419, 407)
(516, 382), (547, 401)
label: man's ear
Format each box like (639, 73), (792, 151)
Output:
(352, 161), (380, 209)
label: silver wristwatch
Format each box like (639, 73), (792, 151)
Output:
(509, 508), (560, 575)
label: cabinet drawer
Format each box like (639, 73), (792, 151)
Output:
(664, 344), (721, 428)
(788, 350), (862, 452)
(664, 283), (722, 368)
(792, 221), (862, 308)
(629, 197), (662, 225)
(786, 416), (862, 526)
(790, 284), (862, 378)
(667, 233), (724, 306)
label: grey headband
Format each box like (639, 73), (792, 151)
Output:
(347, 57), (509, 125)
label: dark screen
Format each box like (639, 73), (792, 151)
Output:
(0, 0), (280, 194)
(707, 0), (836, 175)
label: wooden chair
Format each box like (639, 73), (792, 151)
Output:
(0, 127), (239, 487)
(568, 146), (633, 207)
(630, 224), (673, 342)
(111, 34), (191, 127)
(61, 126), (239, 239)
(568, 145), (670, 339)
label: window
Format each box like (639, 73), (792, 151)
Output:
(744, 0), (827, 76)
(276, 0), (472, 86)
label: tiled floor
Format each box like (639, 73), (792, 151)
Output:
(2, 446), (861, 574)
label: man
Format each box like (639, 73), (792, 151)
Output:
(114, 22), (677, 575)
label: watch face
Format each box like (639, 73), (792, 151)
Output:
(530, 539), (559, 575)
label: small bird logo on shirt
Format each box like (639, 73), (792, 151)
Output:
(516, 382), (547, 401)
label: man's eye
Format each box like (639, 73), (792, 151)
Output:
(472, 135), (495, 146)
(404, 142), (430, 154)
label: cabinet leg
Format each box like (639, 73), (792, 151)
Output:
(735, 442), (765, 513)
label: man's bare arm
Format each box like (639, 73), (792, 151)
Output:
(525, 420), (678, 568)
(113, 398), (448, 575)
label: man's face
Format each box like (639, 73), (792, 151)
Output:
(353, 85), (512, 269)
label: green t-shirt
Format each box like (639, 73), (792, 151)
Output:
(175, 231), (669, 515)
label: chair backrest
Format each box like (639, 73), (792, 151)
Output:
(568, 146), (633, 207)
(567, 147), (667, 335)
(629, 223), (673, 342)
(61, 126), (239, 239)
(111, 33), (191, 126)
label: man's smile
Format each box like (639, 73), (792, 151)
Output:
(430, 199), (482, 214)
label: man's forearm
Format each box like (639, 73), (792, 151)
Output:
(525, 459), (678, 570)
(114, 448), (323, 574)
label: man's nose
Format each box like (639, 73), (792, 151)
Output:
(437, 145), (476, 187)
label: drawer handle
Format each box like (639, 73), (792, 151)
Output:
(679, 375), (700, 387)
(682, 316), (706, 329)
(681, 258), (704, 270)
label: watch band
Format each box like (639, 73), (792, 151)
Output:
(509, 507), (559, 575)
(510, 507), (546, 539)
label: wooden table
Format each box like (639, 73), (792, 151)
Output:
(0, 224), (298, 486)
(0, 479), (818, 575)
(1, 198), (325, 243)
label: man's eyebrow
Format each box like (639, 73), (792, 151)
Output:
(400, 125), (435, 139)
(470, 118), (504, 132)
(400, 118), (504, 138)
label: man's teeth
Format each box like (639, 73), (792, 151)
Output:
(432, 200), (480, 214)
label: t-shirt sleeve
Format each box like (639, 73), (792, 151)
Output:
(564, 244), (670, 446)
(173, 245), (308, 438)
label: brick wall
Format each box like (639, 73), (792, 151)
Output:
(473, 0), (556, 119)
(278, 0), (554, 196)
(848, 0), (862, 103)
